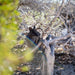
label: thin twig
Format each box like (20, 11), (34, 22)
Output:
(44, 0), (65, 32)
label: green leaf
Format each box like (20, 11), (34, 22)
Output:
(19, 40), (24, 45)
(21, 66), (29, 72)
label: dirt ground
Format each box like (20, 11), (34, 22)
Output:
(54, 53), (75, 75)
(27, 52), (75, 75)
(13, 50), (75, 75)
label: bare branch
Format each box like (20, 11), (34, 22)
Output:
(43, 0), (65, 36)
(49, 33), (71, 44)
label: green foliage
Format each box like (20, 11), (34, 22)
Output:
(19, 40), (24, 45)
(0, 0), (19, 74)
(21, 66), (29, 72)
(24, 48), (33, 62)
(0, 0), (33, 74)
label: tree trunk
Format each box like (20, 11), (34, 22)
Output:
(41, 48), (55, 75)
(46, 48), (55, 75)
